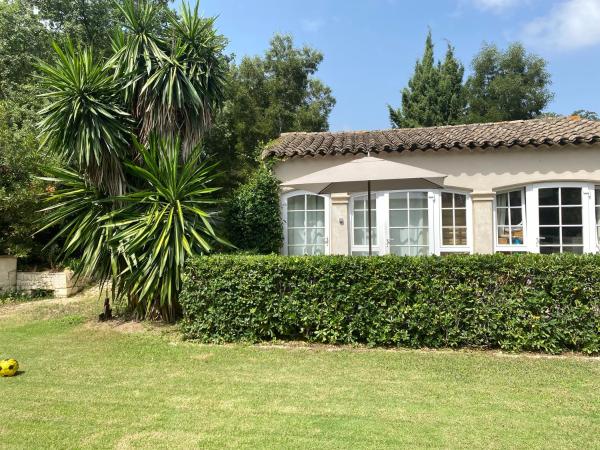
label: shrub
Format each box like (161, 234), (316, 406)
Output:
(224, 167), (283, 254)
(180, 254), (600, 354)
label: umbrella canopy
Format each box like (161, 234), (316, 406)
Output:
(281, 156), (447, 256)
(281, 156), (447, 194)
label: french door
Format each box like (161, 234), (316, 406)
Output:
(525, 183), (596, 254)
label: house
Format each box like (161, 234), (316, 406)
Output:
(263, 117), (600, 256)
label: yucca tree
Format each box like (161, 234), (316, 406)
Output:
(111, 0), (227, 155)
(37, 0), (229, 320)
(108, 137), (225, 320)
(37, 42), (132, 195)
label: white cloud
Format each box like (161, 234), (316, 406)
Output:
(471, 0), (520, 12)
(522, 0), (600, 51)
(301, 18), (325, 33)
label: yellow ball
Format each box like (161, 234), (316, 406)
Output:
(0, 359), (19, 377)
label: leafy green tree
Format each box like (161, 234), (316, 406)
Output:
(224, 166), (283, 254)
(388, 32), (465, 128)
(466, 43), (553, 123)
(0, 94), (60, 261)
(572, 110), (599, 121)
(37, 0), (228, 320)
(205, 34), (335, 188)
(0, 0), (53, 99)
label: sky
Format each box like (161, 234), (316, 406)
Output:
(190, 0), (600, 132)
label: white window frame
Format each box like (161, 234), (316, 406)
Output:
(349, 189), (473, 256)
(281, 190), (330, 256)
(349, 192), (385, 256)
(525, 182), (596, 254)
(494, 188), (528, 253)
(381, 190), (436, 256)
(434, 190), (473, 254)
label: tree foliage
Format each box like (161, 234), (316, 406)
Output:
(388, 32), (466, 128)
(466, 42), (553, 123)
(205, 34), (335, 188)
(388, 34), (554, 127)
(37, 0), (228, 320)
(224, 166), (283, 254)
(0, 95), (59, 261)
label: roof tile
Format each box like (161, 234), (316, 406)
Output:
(263, 118), (600, 159)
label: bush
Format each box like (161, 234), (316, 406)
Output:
(180, 254), (600, 354)
(224, 167), (283, 254)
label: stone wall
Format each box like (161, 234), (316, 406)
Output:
(16, 270), (85, 298)
(0, 256), (17, 291)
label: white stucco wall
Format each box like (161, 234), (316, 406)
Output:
(274, 143), (600, 255)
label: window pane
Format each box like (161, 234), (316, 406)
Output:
(539, 207), (559, 225)
(539, 227), (560, 244)
(498, 227), (510, 245)
(354, 229), (367, 246)
(289, 229), (306, 245)
(354, 210), (365, 227)
(409, 192), (428, 208)
(311, 245), (326, 255)
(562, 207), (582, 225)
(412, 246), (428, 256)
(307, 211), (325, 227)
(354, 198), (366, 210)
(454, 194), (466, 208)
(455, 209), (467, 227)
(540, 246), (561, 254)
(509, 190), (522, 207)
(307, 228), (325, 245)
(390, 246), (410, 256)
(597, 207), (600, 226)
(390, 210), (408, 227)
(288, 211), (305, 227)
(442, 227), (454, 245)
(562, 246), (583, 254)
(306, 195), (324, 210)
(496, 193), (508, 208)
(562, 227), (583, 245)
(288, 195), (305, 211)
(596, 188), (600, 206)
(510, 208), (523, 226)
(454, 228), (467, 245)
(288, 246), (306, 255)
(409, 210), (428, 227)
(561, 188), (581, 206)
(539, 188), (559, 206)
(442, 209), (454, 227)
(511, 227), (524, 245)
(409, 228), (428, 246)
(497, 208), (510, 226)
(390, 228), (409, 246)
(389, 193), (408, 209)
(442, 192), (454, 208)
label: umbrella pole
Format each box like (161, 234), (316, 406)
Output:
(368, 180), (372, 256)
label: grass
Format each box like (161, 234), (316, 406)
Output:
(0, 291), (598, 449)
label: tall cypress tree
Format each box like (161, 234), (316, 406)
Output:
(388, 32), (465, 128)
(438, 44), (466, 125)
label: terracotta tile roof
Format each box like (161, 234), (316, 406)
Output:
(262, 117), (600, 159)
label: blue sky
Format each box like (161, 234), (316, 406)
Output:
(191, 0), (600, 131)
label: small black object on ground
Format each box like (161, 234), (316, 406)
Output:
(98, 297), (113, 321)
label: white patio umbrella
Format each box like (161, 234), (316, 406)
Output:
(281, 156), (447, 255)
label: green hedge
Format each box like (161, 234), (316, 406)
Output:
(180, 254), (600, 354)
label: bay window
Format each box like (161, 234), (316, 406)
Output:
(348, 190), (471, 256)
(495, 183), (597, 254)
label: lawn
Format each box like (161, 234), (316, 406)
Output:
(0, 291), (598, 449)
